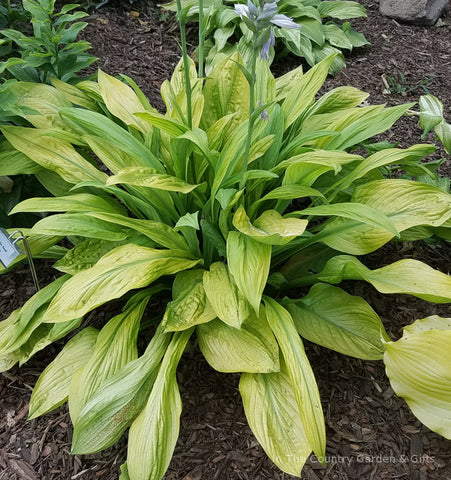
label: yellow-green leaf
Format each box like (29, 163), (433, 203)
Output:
(127, 329), (193, 480)
(163, 270), (216, 331)
(233, 207), (308, 246)
(1, 126), (107, 184)
(69, 298), (147, 423)
(384, 317), (451, 439)
(240, 362), (312, 476)
(72, 324), (171, 454)
(203, 262), (250, 329)
(227, 232), (271, 314)
(264, 297), (326, 460)
(197, 310), (279, 373)
(98, 70), (153, 133)
(29, 327), (98, 419)
(318, 255), (451, 303)
(106, 167), (198, 193)
(286, 284), (389, 360)
(44, 245), (199, 323)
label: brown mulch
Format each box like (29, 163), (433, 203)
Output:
(1, 0), (451, 479)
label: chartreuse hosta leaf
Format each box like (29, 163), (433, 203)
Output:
(203, 262), (250, 329)
(0, 149), (42, 175)
(29, 327), (99, 419)
(0, 126), (107, 184)
(163, 270), (216, 331)
(318, 255), (451, 303)
(285, 284), (389, 360)
(293, 203), (399, 237)
(227, 232), (271, 314)
(43, 245), (199, 323)
(69, 295), (147, 423)
(84, 212), (189, 251)
(59, 108), (164, 172)
(0, 276), (69, 355)
(106, 167), (199, 193)
(384, 316), (451, 439)
(240, 359), (312, 476)
(30, 214), (130, 241)
(54, 237), (149, 275)
(281, 53), (337, 129)
(127, 329), (193, 480)
(418, 95), (451, 153)
(72, 325), (171, 454)
(10, 193), (126, 216)
(233, 206), (308, 246)
(264, 297), (326, 460)
(98, 70), (153, 133)
(197, 309), (279, 373)
(318, 180), (451, 254)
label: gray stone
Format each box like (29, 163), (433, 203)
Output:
(379, 0), (449, 26)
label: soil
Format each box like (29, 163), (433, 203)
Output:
(1, 1), (451, 479)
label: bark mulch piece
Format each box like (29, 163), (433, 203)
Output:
(2, 0), (451, 478)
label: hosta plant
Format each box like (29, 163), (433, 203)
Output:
(162, 0), (369, 73)
(1, 50), (451, 480)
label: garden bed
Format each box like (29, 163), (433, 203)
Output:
(1, 0), (451, 479)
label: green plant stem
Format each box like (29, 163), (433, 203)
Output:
(239, 34), (258, 191)
(175, 0), (193, 128)
(198, 0), (204, 79)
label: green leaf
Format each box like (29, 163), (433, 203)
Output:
(295, 203), (399, 236)
(319, 180), (451, 254)
(0, 276), (69, 356)
(85, 212), (188, 251)
(127, 329), (193, 480)
(233, 207), (308, 245)
(10, 193), (125, 216)
(264, 297), (326, 460)
(320, 103), (414, 151)
(323, 24), (353, 50)
(0, 150), (42, 175)
(286, 284), (389, 360)
(203, 262), (250, 329)
(435, 119), (451, 154)
(240, 362), (312, 476)
(29, 327), (98, 419)
(59, 107), (164, 171)
(163, 270), (216, 331)
(72, 325), (171, 454)
(201, 51), (249, 131)
(1, 126), (107, 184)
(258, 185), (324, 203)
(317, 1), (367, 19)
(54, 238), (134, 275)
(384, 317), (451, 439)
(198, 310), (279, 373)
(69, 297), (147, 423)
(281, 54), (337, 129)
(175, 211), (199, 230)
(419, 95), (444, 137)
(318, 255), (451, 303)
(276, 149), (361, 175)
(44, 245), (199, 323)
(30, 213), (129, 241)
(98, 70), (153, 133)
(136, 111), (189, 136)
(106, 167), (198, 193)
(227, 231), (271, 314)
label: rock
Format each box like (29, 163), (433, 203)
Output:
(379, 0), (449, 26)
